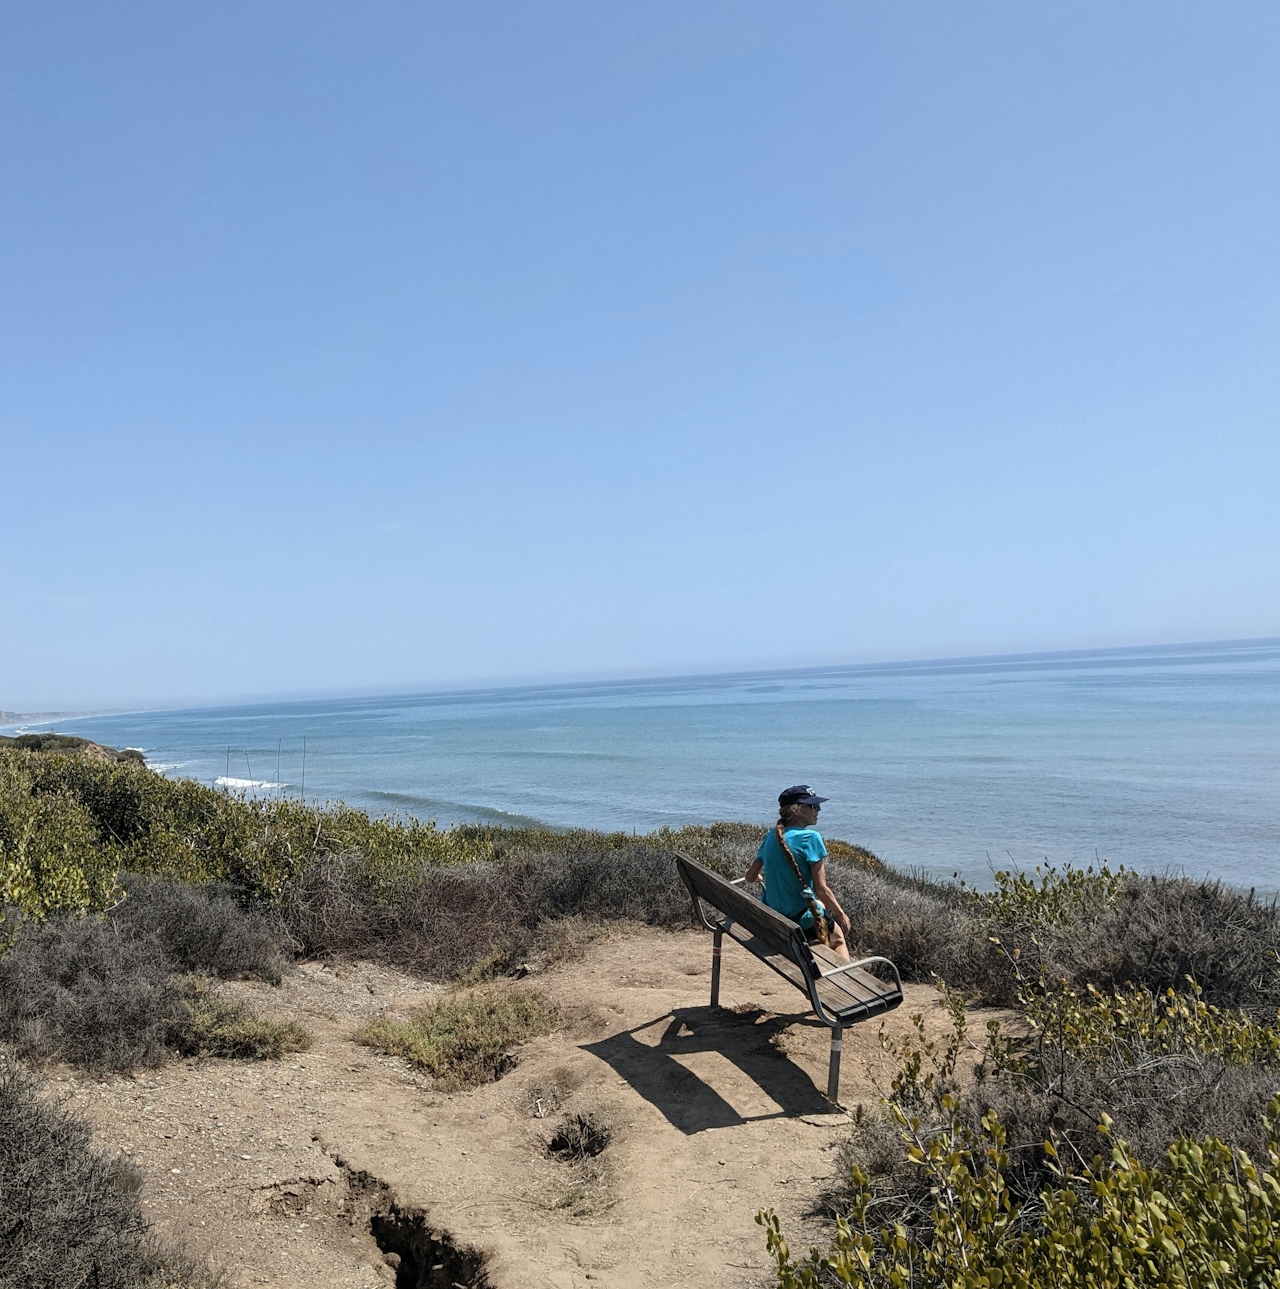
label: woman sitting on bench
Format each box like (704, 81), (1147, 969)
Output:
(743, 785), (853, 961)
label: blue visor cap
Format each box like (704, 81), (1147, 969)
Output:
(779, 785), (828, 808)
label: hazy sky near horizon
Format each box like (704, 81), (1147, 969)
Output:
(3, 2), (1280, 710)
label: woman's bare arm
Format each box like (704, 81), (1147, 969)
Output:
(811, 863), (851, 932)
(744, 858), (763, 884)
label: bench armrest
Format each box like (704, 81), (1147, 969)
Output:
(818, 955), (903, 994)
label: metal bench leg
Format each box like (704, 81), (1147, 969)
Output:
(827, 1024), (843, 1104)
(710, 929), (723, 1007)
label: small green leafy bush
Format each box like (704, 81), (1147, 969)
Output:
(981, 862), (1280, 1014)
(0, 756), (122, 933)
(1022, 977), (1280, 1074)
(976, 861), (1128, 929)
(0, 749), (497, 919)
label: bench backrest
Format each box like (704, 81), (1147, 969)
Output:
(674, 852), (812, 968)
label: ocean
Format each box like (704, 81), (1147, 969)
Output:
(21, 638), (1280, 892)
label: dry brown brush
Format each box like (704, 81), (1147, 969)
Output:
(0, 1056), (219, 1288)
(0, 879), (301, 1072)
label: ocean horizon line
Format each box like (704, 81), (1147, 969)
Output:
(6, 632), (1278, 730)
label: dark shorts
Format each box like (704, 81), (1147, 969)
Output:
(803, 912), (838, 944)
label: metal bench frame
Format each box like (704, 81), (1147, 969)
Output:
(675, 852), (903, 1104)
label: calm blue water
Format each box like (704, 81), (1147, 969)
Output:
(17, 639), (1280, 891)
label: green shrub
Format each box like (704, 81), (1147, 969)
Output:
(977, 860), (1128, 929)
(818, 974), (1280, 1284)
(0, 748), (497, 910)
(1020, 977), (1280, 1073)
(356, 989), (557, 1090)
(981, 863), (1280, 1014)
(762, 1093), (1280, 1289)
(771, 973), (1280, 1288)
(0, 756), (122, 934)
(9, 745), (1279, 1017)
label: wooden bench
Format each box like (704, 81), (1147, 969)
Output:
(675, 852), (903, 1104)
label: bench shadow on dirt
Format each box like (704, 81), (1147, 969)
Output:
(583, 1004), (831, 1132)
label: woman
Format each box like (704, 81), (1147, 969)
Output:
(743, 785), (853, 961)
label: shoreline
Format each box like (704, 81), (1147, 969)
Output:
(5, 725), (1277, 897)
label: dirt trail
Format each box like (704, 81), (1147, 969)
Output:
(59, 928), (997, 1288)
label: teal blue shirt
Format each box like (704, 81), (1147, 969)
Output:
(756, 827), (828, 926)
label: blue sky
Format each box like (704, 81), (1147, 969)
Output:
(3, 2), (1279, 710)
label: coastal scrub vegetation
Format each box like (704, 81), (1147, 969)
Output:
(0, 905), (309, 1072)
(760, 867), (1280, 1287)
(5, 743), (1280, 1282)
(0, 1056), (221, 1289)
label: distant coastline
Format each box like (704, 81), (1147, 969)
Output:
(0, 710), (86, 728)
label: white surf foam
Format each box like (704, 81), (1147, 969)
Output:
(215, 776), (287, 791)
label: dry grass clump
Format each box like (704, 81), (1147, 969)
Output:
(0, 1057), (220, 1289)
(356, 989), (557, 1090)
(531, 914), (607, 969)
(174, 985), (311, 1061)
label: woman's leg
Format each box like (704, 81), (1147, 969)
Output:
(826, 919), (851, 962)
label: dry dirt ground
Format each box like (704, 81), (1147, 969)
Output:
(56, 927), (1003, 1289)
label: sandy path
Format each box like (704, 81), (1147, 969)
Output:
(57, 927), (995, 1288)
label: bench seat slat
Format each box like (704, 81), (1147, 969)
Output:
(809, 973), (897, 1019)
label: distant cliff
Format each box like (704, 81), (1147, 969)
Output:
(0, 731), (145, 763)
